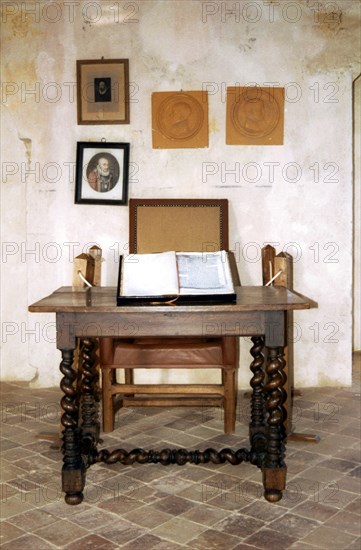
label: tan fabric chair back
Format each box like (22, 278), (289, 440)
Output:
(129, 199), (229, 254)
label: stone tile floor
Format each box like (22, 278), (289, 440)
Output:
(1, 353), (360, 549)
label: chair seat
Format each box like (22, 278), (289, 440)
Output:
(109, 337), (224, 367)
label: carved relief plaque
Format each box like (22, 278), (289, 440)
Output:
(152, 91), (208, 148)
(226, 86), (284, 145)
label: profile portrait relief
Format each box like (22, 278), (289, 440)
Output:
(239, 98), (267, 135)
(86, 153), (120, 193)
(226, 86), (284, 145)
(158, 95), (203, 141)
(233, 90), (280, 138)
(152, 91), (208, 149)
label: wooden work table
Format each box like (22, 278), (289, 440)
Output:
(29, 285), (315, 505)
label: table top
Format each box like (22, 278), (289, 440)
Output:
(29, 286), (316, 314)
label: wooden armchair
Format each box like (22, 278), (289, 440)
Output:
(99, 198), (240, 434)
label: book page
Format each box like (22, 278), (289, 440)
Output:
(176, 251), (235, 295)
(121, 251), (179, 297)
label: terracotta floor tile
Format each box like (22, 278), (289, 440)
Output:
(0, 461), (29, 482)
(287, 475), (340, 503)
(121, 533), (175, 549)
(187, 425), (223, 439)
(301, 525), (357, 548)
(149, 474), (193, 495)
(0, 521), (26, 545)
(268, 512), (319, 538)
(177, 482), (211, 503)
(125, 465), (172, 483)
(1, 482), (19, 500)
(96, 519), (147, 544)
(324, 510), (361, 536)
(1, 438), (18, 452)
(344, 496), (361, 514)
(40, 500), (94, 520)
(67, 508), (118, 530)
(241, 499), (287, 522)
(348, 465), (361, 478)
(34, 519), (89, 547)
(202, 472), (249, 492)
(215, 513), (264, 538)
(318, 457), (359, 473)
(181, 502), (231, 526)
(219, 461), (258, 479)
(316, 486), (359, 509)
(1, 445), (33, 459)
(245, 527), (297, 549)
(232, 543), (264, 550)
(0, 495), (34, 519)
(123, 503), (172, 528)
(7, 508), (58, 531)
(188, 527), (240, 549)
(335, 446), (361, 464)
(294, 466), (342, 484)
(329, 474), (361, 495)
(152, 494), (196, 516)
(292, 499), (338, 522)
(346, 537), (361, 549)
(288, 543), (320, 549)
(77, 483), (117, 504)
(98, 494), (143, 514)
(206, 490), (256, 511)
(65, 534), (118, 549)
(177, 464), (216, 482)
(274, 487), (309, 509)
(151, 516), (206, 545)
(0, 354), (359, 549)
(0, 533), (58, 549)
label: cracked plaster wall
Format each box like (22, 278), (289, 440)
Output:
(1, 0), (360, 388)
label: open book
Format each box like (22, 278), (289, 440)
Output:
(117, 251), (237, 305)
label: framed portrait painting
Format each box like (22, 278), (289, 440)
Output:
(75, 142), (130, 205)
(77, 59), (130, 124)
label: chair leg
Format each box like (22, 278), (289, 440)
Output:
(102, 368), (115, 432)
(124, 368), (134, 396)
(223, 367), (236, 434)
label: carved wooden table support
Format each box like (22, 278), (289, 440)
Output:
(249, 336), (267, 455)
(90, 447), (259, 467)
(79, 338), (100, 443)
(60, 349), (86, 505)
(262, 346), (287, 502)
(59, 342), (288, 504)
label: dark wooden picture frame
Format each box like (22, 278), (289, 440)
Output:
(75, 142), (130, 205)
(77, 59), (130, 124)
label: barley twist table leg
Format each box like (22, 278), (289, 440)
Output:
(249, 336), (267, 455)
(263, 346), (287, 502)
(80, 338), (100, 442)
(60, 349), (85, 505)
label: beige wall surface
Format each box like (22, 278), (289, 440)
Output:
(1, 0), (360, 388)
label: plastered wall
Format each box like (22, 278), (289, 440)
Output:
(1, 0), (360, 388)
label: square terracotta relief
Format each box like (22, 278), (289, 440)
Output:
(152, 91), (208, 148)
(226, 86), (284, 145)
